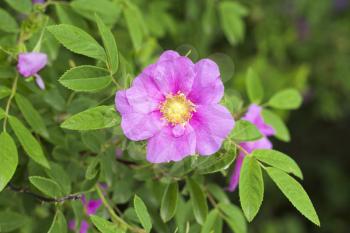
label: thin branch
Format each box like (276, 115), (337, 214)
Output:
(3, 73), (18, 132)
(232, 140), (250, 156)
(8, 183), (82, 203)
(95, 185), (145, 233)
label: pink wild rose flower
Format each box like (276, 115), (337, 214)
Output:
(228, 104), (275, 191)
(115, 50), (235, 163)
(17, 52), (48, 90)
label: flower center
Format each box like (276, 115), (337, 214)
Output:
(160, 92), (196, 125)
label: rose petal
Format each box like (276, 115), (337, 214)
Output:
(79, 220), (89, 233)
(147, 124), (196, 163)
(143, 57), (195, 95)
(121, 111), (164, 141)
(158, 50), (180, 62)
(240, 137), (273, 154)
(85, 199), (102, 216)
(243, 104), (274, 136)
(115, 90), (133, 115)
(34, 74), (45, 90)
(228, 152), (244, 192)
(68, 220), (76, 231)
(188, 59), (224, 104)
(190, 104), (234, 155)
(228, 137), (272, 191)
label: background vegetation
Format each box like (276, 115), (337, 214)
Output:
(0, 0), (349, 232)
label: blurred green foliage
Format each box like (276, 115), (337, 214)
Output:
(0, 0), (349, 233)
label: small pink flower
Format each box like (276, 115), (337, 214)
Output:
(228, 104), (274, 191)
(79, 220), (89, 233)
(115, 50), (234, 163)
(81, 195), (102, 216)
(17, 52), (48, 90)
(115, 148), (123, 158)
(68, 220), (76, 231)
(32, 0), (45, 4)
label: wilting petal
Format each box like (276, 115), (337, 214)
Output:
(121, 111), (164, 141)
(228, 152), (244, 192)
(17, 52), (47, 78)
(34, 74), (45, 90)
(190, 104), (234, 155)
(243, 104), (274, 136)
(143, 56), (195, 95)
(147, 124), (196, 163)
(188, 59), (224, 105)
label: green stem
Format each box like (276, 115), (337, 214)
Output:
(95, 185), (145, 233)
(231, 140), (250, 156)
(3, 73), (19, 132)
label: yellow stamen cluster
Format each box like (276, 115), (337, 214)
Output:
(160, 92), (196, 125)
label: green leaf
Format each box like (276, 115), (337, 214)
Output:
(59, 65), (111, 92)
(207, 183), (230, 204)
(196, 151), (236, 175)
(85, 157), (100, 180)
(219, 2), (248, 45)
(0, 211), (29, 232)
(0, 132), (18, 192)
(4, 0), (32, 14)
(48, 210), (67, 233)
(239, 156), (264, 222)
(54, 4), (88, 29)
(133, 195), (152, 232)
(47, 24), (106, 61)
(231, 120), (263, 141)
(187, 178), (208, 225)
(123, 4), (145, 50)
(268, 89), (302, 110)
(252, 149), (303, 179)
(95, 14), (119, 75)
(61, 105), (120, 131)
(15, 94), (48, 138)
(8, 116), (49, 168)
(90, 215), (122, 233)
(0, 86), (11, 99)
(246, 68), (264, 104)
(160, 182), (178, 222)
(29, 176), (62, 198)
(0, 108), (5, 121)
(71, 0), (121, 27)
(265, 167), (320, 226)
(218, 203), (247, 233)
(45, 162), (71, 195)
(0, 8), (19, 33)
(261, 109), (290, 142)
(201, 209), (220, 233)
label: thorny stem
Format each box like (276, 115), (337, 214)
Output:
(3, 73), (19, 132)
(8, 183), (82, 203)
(95, 185), (146, 233)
